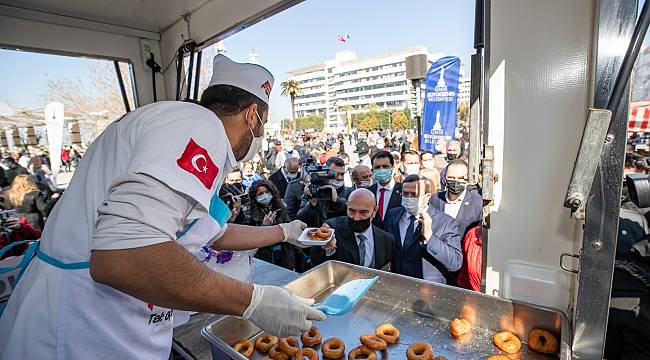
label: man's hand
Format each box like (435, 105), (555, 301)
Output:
(279, 220), (307, 248)
(322, 233), (336, 252)
(243, 284), (325, 337)
(304, 185), (318, 206)
(326, 185), (338, 202)
(419, 211), (433, 242)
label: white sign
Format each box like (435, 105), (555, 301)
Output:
(45, 102), (64, 187)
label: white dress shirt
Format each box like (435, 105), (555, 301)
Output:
(443, 189), (466, 219)
(354, 225), (374, 267)
(376, 178), (396, 219)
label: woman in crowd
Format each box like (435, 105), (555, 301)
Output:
(28, 155), (55, 192)
(244, 180), (296, 270)
(3, 175), (48, 230)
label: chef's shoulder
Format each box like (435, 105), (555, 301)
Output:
(129, 101), (220, 132)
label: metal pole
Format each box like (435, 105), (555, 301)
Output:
(113, 61), (130, 113)
(193, 51), (202, 100)
(186, 47), (195, 100)
(149, 53), (157, 102)
(606, 0), (650, 115)
(175, 48), (184, 101)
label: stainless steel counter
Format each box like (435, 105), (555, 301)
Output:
(172, 260), (299, 360)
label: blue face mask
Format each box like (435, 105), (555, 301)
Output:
(373, 168), (392, 185)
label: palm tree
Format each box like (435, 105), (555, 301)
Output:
(281, 80), (302, 122)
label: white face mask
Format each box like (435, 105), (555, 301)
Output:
(256, 193), (273, 205)
(405, 165), (420, 175)
(241, 111), (264, 163)
(358, 180), (373, 188)
(422, 160), (435, 170)
(402, 195), (429, 216)
(329, 179), (344, 188)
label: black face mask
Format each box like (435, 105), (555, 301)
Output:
(446, 180), (466, 195)
(447, 153), (458, 161)
(347, 216), (372, 233)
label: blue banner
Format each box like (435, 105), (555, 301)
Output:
(420, 56), (461, 152)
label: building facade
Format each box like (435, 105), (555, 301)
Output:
(288, 46), (447, 130)
(632, 46), (650, 102)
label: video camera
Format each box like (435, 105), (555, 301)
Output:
(305, 158), (336, 200)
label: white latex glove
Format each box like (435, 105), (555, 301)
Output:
(242, 284), (326, 337)
(279, 220), (307, 248)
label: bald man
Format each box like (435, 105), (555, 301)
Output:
(311, 188), (395, 270)
(351, 165), (373, 189)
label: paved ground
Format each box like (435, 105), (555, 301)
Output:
(55, 171), (74, 189)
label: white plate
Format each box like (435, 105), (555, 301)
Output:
(297, 227), (335, 246)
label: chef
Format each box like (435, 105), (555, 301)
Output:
(0, 55), (331, 359)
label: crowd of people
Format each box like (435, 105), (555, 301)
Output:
(0, 145), (81, 259)
(218, 127), (484, 291)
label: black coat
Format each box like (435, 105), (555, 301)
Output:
(311, 216), (395, 270)
(283, 179), (305, 220)
(268, 169), (289, 198)
(365, 182), (403, 230)
(296, 186), (353, 227)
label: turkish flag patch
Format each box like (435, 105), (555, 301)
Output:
(177, 138), (219, 189)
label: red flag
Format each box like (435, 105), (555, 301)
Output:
(337, 34), (346, 43)
(176, 138), (219, 189)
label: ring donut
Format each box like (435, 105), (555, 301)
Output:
(493, 331), (521, 354)
(375, 323), (400, 344)
(255, 335), (279, 353)
(269, 343), (289, 360)
(348, 345), (377, 360)
(278, 336), (300, 356)
(528, 328), (559, 354)
(233, 339), (254, 359)
(359, 334), (387, 350)
(321, 337), (346, 359)
(486, 356), (510, 360)
(406, 342), (434, 360)
(450, 318), (472, 338)
(301, 326), (322, 347)
(296, 347), (320, 360)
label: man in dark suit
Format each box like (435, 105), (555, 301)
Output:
(268, 158), (299, 198)
(312, 188), (395, 270)
(385, 174), (462, 284)
(428, 159), (482, 239)
(366, 151), (402, 230)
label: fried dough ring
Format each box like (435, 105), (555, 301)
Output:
(450, 318), (472, 338)
(406, 342), (434, 360)
(296, 347), (320, 360)
(233, 339), (254, 359)
(255, 335), (279, 353)
(322, 337), (346, 359)
(375, 323), (400, 344)
(348, 345), (377, 360)
(493, 331), (521, 354)
(359, 334), (387, 350)
(278, 336), (300, 356)
(301, 327), (323, 347)
(269, 343), (289, 360)
(528, 328), (559, 354)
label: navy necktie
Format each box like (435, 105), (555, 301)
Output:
(403, 215), (416, 246)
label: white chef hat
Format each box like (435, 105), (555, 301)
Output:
(208, 54), (274, 104)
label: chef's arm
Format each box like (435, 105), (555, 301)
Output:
(211, 223), (285, 250)
(90, 241), (253, 315)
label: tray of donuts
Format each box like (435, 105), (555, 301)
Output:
(202, 260), (571, 360)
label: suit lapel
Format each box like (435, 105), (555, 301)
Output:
(389, 184), (402, 208)
(371, 227), (381, 269)
(393, 209), (405, 251)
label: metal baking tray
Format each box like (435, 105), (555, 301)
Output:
(202, 261), (571, 360)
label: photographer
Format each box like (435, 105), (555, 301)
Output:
(296, 156), (353, 227)
(284, 154), (316, 220)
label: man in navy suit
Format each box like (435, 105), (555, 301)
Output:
(429, 159), (482, 239)
(385, 174), (462, 284)
(311, 188), (395, 270)
(366, 151), (402, 230)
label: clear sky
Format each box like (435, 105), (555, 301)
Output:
(0, 0), (476, 122)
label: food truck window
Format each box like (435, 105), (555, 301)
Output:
(0, 48), (137, 146)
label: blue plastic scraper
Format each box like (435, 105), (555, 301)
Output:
(312, 276), (379, 315)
